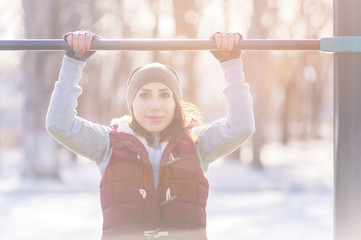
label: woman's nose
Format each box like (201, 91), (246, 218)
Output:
(150, 98), (160, 110)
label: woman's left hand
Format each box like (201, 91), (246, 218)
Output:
(209, 32), (243, 62)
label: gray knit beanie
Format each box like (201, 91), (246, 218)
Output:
(126, 62), (182, 111)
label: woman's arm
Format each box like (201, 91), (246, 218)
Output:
(193, 58), (255, 166)
(193, 33), (255, 168)
(46, 32), (111, 165)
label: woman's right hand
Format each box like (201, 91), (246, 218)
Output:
(64, 30), (101, 58)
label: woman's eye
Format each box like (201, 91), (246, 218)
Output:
(160, 92), (171, 98)
(139, 92), (149, 99)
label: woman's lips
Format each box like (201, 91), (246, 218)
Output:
(146, 116), (164, 122)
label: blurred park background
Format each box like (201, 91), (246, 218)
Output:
(0, 0), (333, 239)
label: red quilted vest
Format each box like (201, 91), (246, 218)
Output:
(100, 126), (209, 240)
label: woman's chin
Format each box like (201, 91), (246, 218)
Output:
(143, 124), (166, 134)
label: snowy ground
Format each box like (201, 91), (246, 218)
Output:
(0, 140), (333, 240)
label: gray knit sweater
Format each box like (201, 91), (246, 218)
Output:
(46, 56), (255, 184)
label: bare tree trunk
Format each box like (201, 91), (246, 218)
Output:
(173, 0), (197, 101)
(282, 76), (297, 144)
(111, 19), (133, 119)
(310, 55), (328, 139)
(21, 0), (64, 178)
(151, 0), (162, 62)
(243, 0), (270, 170)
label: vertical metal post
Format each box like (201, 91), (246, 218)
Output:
(334, 0), (361, 240)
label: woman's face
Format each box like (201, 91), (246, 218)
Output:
(132, 82), (176, 133)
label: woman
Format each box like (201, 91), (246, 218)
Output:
(46, 31), (255, 240)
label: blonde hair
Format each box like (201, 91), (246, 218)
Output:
(181, 101), (203, 128)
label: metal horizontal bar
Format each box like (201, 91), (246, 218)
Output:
(0, 39), (321, 51)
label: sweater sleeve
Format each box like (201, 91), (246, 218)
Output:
(46, 56), (111, 165)
(192, 58), (255, 169)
